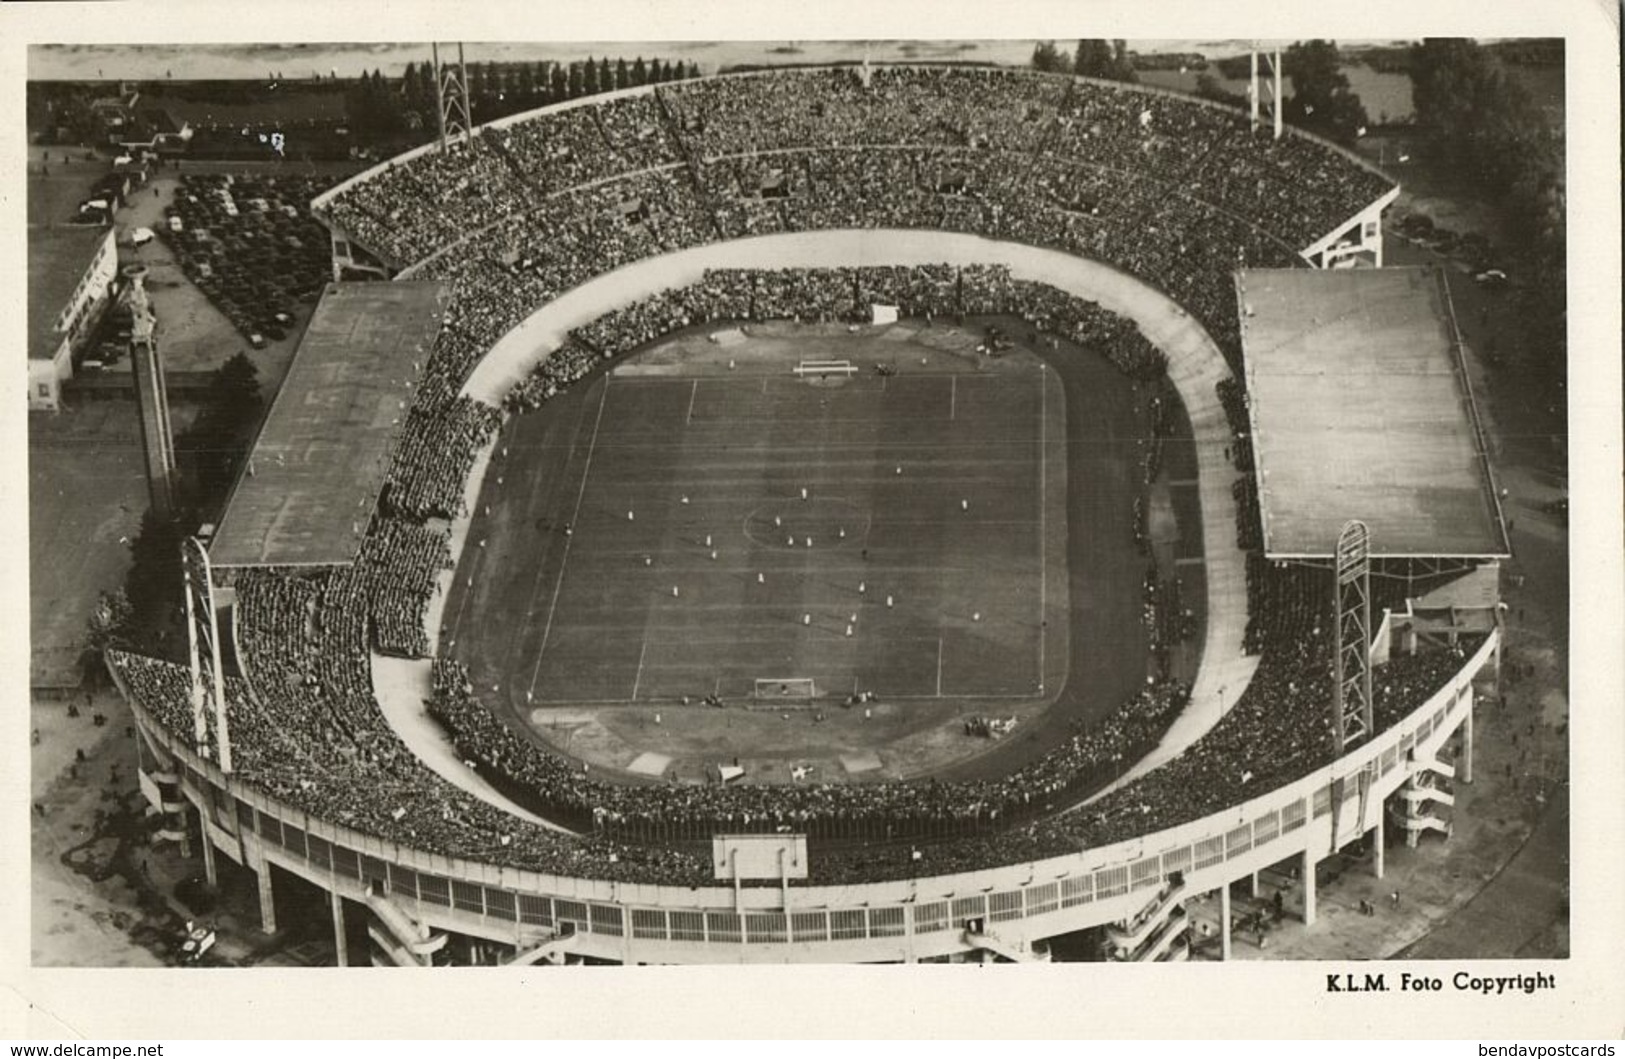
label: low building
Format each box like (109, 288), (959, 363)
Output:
(28, 225), (119, 412)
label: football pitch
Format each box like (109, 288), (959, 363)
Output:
(444, 323), (1154, 780)
(507, 348), (1058, 704)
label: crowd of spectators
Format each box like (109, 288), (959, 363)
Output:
(315, 65), (1394, 380)
(1216, 376), (1255, 474)
(359, 516), (454, 658)
(500, 265), (1174, 420)
(1144, 568), (1198, 672)
(1242, 555), (1331, 658)
(1233, 475), (1263, 553)
(659, 67), (1071, 158)
(429, 656), (1190, 844)
(383, 397), (503, 521)
(503, 339), (604, 412)
(1000, 279), (1169, 379)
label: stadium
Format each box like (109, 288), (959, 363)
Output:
(108, 63), (1510, 964)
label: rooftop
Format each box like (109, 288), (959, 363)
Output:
(208, 281), (450, 568)
(28, 224), (113, 362)
(1238, 267), (1509, 559)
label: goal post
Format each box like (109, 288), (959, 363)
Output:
(792, 359), (857, 377)
(754, 678), (817, 699)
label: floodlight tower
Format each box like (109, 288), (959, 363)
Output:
(1248, 45), (1284, 140)
(431, 42), (474, 151)
(1329, 519), (1376, 850)
(181, 536), (232, 774)
(1333, 519), (1374, 751)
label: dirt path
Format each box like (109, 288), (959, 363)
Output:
(31, 687), (174, 967)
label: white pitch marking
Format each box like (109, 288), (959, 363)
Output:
(935, 637), (944, 697)
(950, 373), (957, 420)
(1038, 367), (1048, 694)
(527, 378), (611, 701)
(685, 379), (698, 425)
(630, 637), (649, 701)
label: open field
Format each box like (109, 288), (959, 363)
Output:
(445, 320), (1159, 781)
(28, 402), (150, 688)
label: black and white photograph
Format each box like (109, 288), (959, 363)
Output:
(6, 0), (1620, 1042)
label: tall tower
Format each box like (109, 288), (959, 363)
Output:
(1333, 519), (1374, 752)
(431, 43), (474, 151)
(123, 264), (177, 519)
(1248, 47), (1284, 140)
(181, 536), (232, 773)
(1329, 519), (1377, 850)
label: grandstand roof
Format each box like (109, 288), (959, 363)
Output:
(209, 281), (449, 568)
(1239, 267), (1509, 559)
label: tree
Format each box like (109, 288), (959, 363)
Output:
(1194, 73), (1246, 108)
(1408, 38), (1565, 385)
(1074, 39), (1136, 82)
(122, 509), (182, 656)
(632, 56), (648, 86)
(402, 61), (437, 134)
(467, 61), (489, 109)
(211, 351), (261, 419)
(614, 58), (630, 91)
(551, 65), (570, 102)
(1031, 41), (1071, 74)
(1111, 42), (1137, 82)
(567, 62), (585, 99)
(178, 353), (261, 504)
(86, 589), (132, 651)
(1074, 40), (1112, 77)
(1283, 40), (1369, 145)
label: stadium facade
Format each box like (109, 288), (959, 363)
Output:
(111, 64), (1504, 965)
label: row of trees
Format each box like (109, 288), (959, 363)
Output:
(1408, 38), (1565, 382)
(347, 56), (702, 144)
(1031, 40), (1137, 82)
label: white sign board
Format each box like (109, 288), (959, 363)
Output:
(712, 834), (809, 881)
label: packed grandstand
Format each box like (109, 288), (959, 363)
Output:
(107, 64), (1484, 894)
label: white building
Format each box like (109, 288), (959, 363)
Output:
(28, 225), (118, 412)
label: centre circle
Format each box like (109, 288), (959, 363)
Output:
(742, 496), (872, 550)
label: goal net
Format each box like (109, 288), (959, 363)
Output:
(754, 678), (817, 699)
(792, 359), (857, 377)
